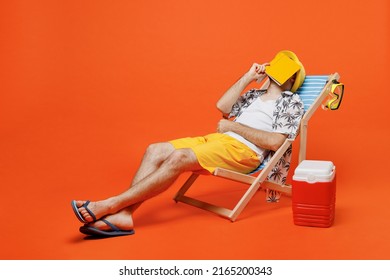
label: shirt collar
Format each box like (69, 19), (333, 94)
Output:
(281, 90), (294, 97)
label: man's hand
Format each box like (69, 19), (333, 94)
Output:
(217, 119), (236, 133)
(246, 62), (269, 83)
(216, 62), (270, 115)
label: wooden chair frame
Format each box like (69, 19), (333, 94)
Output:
(174, 73), (340, 221)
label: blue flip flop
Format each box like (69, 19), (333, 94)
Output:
(71, 200), (97, 223)
(79, 219), (135, 237)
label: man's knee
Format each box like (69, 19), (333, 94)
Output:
(165, 149), (198, 171)
(145, 142), (174, 158)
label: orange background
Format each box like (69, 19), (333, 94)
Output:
(0, 0), (389, 259)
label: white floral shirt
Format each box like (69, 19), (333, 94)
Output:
(228, 88), (305, 201)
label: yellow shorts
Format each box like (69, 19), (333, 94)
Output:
(169, 133), (260, 174)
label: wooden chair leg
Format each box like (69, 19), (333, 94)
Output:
(173, 173), (199, 202)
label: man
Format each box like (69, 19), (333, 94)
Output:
(71, 50), (306, 237)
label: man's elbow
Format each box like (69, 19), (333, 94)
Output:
(269, 143), (281, 152)
(216, 101), (231, 115)
(269, 135), (287, 151)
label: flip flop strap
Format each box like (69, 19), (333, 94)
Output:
(83, 200), (97, 222)
(101, 219), (121, 232)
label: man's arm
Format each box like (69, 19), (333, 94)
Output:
(217, 119), (286, 151)
(216, 63), (269, 115)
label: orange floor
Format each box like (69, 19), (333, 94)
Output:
(1, 0), (389, 260)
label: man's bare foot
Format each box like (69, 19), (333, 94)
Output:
(86, 208), (134, 232)
(74, 199), (116, 223)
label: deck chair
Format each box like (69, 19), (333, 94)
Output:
(174, 73), (342, 221)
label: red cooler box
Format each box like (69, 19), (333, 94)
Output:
(292, 160), (336, 227)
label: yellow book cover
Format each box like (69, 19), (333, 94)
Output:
(265, 53), (300, 86)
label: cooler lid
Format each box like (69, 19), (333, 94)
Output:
(293, 160), (335, 183)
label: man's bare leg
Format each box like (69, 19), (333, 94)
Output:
(74, 142), (175, 222)
(119, 142), (177, 215)
(74, 144), (203, 225)
(131, 142), (176, 186)
(85, 142), (179, 230)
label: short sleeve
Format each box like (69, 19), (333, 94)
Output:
(272, 93), (304, 139)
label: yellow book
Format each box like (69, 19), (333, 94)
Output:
(265, 53), (300, 86)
